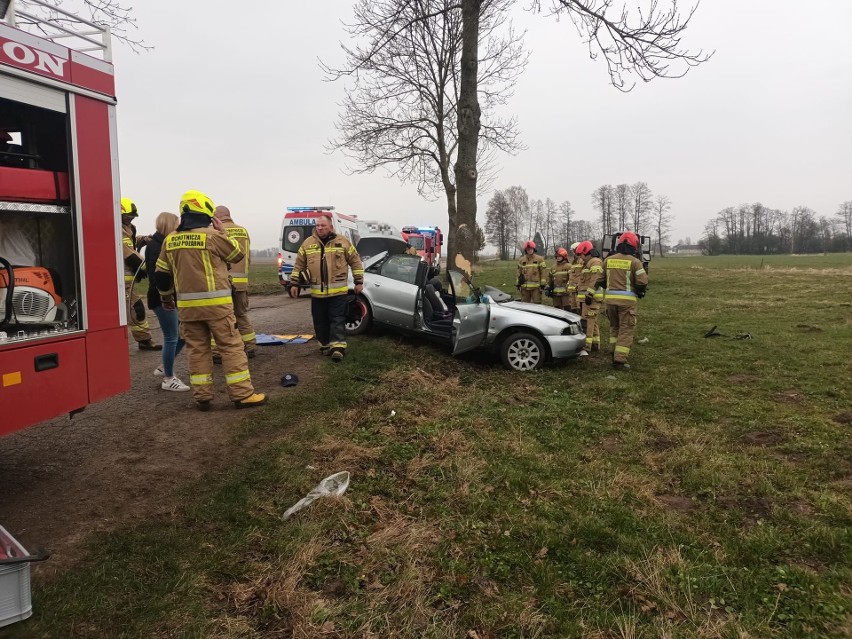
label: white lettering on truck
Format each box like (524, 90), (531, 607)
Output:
(1, 41), (67, 78)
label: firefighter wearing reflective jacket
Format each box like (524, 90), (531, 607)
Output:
(289, 213), (364, 361)
(576, 241), (604, 355)
(211, 206), (256, 359)
(596, 231), (648, 371)
(155, 190), (266, 411)
(517, 240), (547, 304)
(548, 247), (571, 310)
(567, 241), (583, 313)
(120, 198), (160, 350)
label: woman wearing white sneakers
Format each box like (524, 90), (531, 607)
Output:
(145, 212), (189, 391)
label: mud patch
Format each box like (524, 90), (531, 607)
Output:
(656, 494), (696, 513)
(718, 496), (772, 518)
(726, 374), (757, 384)
(741, 431), (784, 446)
(832, 412), (852, 425)
(647, 436), (677, 452)
(789, 500), (814, 517)
(773, 389), (804, 404)
(796, 324), (822, 333)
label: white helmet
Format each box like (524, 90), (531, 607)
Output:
(570, 242), (581, 252)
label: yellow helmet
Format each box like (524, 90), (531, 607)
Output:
(120, 197), (138, 217)
(179, 190), (215, 217)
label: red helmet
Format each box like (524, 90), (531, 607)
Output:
(618, 232), (639, 249)
(523, 240), (536, 251)
(555, 247), (569, 260)
(575, 241), (593, 256)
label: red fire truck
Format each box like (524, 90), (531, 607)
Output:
(0, 4), (130, 436)
(401, 225), (443, 273)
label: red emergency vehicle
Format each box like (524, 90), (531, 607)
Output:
(0, 5), (130, 436)
(401, 225), (443, 273)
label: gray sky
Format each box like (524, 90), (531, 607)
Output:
(113, 0), (852, 248)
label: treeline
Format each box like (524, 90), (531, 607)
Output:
(701, 201), (852, 255)
(485, 182), (672, 260)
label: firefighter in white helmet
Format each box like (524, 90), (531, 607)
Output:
(155, 190), (266, 411)
(119, 197), (160, 351)
(566, 241), (583, 314)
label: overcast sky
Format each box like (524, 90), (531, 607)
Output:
(111, 0), (852, 248)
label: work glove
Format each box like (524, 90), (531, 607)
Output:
(544, 287), (553, 298)
(585, 292), (594, 305)
(636, 284), (647, 299)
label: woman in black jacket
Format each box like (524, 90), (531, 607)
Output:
(146, 212), (188, 391)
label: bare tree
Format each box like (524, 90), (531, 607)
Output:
(334, 0), (710, 275)
(591, 184), (614, 236)
(326, 0), (526, 274)
(614, 183), (630, 230)
(544, 197), (558, 254)
(629, 181), (653, 234)
(484, 189), (514, 259)
(559, 199), (574, 245)
(504, 185), (530, 256)
(12, 0), (149, 51)
(837, 201), (852, 250)
(652, 194), (672, 256)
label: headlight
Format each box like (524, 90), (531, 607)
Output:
(561, 324), (580, 335)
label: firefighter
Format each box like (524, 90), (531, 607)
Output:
(155, 190), (266, 411)
(597, 231), (648, 371)
(289, 212), (364, 361)
(212, 206), (256, 361)
(576, 240), (604, 355)
(567, 241), (583, 314)
(120, 198), (160, 351)
(548, 247), (571, 310)
(517, 240), (547, 303)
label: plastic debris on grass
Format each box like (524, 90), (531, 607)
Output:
(282, 471), (350, 520)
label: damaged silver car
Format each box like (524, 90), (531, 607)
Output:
(345, 253), (585, 371)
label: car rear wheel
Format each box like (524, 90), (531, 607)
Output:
(345, 296), (372, 335)
(500, 332), (545, 371)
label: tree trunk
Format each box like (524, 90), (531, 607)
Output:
(450, 0), (481, 277)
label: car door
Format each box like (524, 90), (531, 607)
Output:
(366, 254), (421, 328)
(449, 270), (490, 355)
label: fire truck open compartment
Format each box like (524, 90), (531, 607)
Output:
(0, 94), (82, 339)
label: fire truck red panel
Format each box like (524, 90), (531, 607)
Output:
(69, 61), (115, 97)
(85, 326), (130, 402)
(73, 95), (121, 331)
(0, 336), (88, 436)
(0, 167), (70, 202)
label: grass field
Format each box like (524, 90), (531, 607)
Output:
(9, 255), (852, 638)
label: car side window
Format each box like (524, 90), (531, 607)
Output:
(379, 255), (419, 285)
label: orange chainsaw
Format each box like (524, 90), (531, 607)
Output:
(0, 257), (62, 325)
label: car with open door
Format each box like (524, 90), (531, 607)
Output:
(345, 253), (585, 371)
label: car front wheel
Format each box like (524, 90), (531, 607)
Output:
(345, 296), (373, 335)
(500, 332), (545, 371)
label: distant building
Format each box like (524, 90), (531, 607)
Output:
(670, 244), (704, 256)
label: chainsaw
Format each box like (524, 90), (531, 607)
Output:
(0, 257), (63, 326)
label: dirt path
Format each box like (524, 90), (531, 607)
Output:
(0, 293), (319, 576)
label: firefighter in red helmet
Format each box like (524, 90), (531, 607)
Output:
(517, 240), (547, 304)
(547, 247), (571, 310)
(596, 231), (648, 371)
(576, 240), (603, 355)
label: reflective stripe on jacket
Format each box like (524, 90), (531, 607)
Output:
(567, 259), (583, 293)
(290, 231), (364, 298)
(518, 254), (547, 287)
(549, 261), (571, 294)
(155, 227), (244, 321)
(599, 253), (648, 306)
(579, 256), (604, 302)
(220, 218), (250, 291)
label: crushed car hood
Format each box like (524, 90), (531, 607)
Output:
(499, 301), (581, 323)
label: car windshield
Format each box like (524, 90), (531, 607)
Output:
(358, 237), (408, 261)
(407, 236), (425, 249)
(449, 270), (480, 305)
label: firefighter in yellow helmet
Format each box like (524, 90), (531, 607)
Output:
(211, 205), (256, 361)
(119, 197), (160, 350)
(567, 241), (583, 314)
(155, 190), (266, 411)
(547, 247), (571, 310)
(517, 240), (547, 303)
(576, 240), (604, 355)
